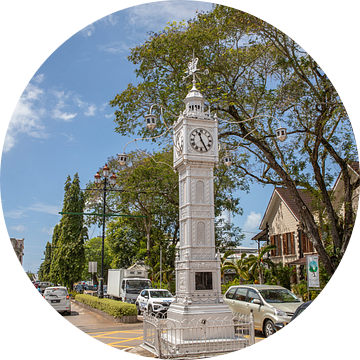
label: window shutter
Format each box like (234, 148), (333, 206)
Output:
(302, 233), (307, 254)
(282, 234), (288, 255)
(291, 232), (295, 255)
(270, 236), (275, 256)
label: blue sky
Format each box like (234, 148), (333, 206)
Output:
(1, 0), (275, 275)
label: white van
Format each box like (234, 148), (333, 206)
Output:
(44, 286), (71, 315)
(224, 284), (303, 337)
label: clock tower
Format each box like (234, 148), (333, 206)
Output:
(167, 58), (233, 325)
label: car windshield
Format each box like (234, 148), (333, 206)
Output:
(44, 288), (67, 297)
(259, 288), (300, 303)
(126, 280), (152, 293)
(149, 291), (172, 298)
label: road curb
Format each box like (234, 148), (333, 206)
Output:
(72, 299), (139, 324)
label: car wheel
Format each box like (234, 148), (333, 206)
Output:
(264, 319), (275, 337)
(136, 304), (141, 315)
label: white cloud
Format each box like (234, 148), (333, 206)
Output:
(27, 203), (61, 216)
(80, 13), (119, 37)
(73, 95), (96, 116)
(99, 41), (130, 54)
(126, 1), (212, 29)
(81, 23), (95, 37)
(4, 209), (26, 219)
(3, 74), (97, 152)
(42, 227), (54, 235)
(60, 133), (75, 142)
(4, 81), (48, 152)
(10, 224), (26, 232)
(84, 104), (97, 116)
(244, 211), (262, 230)
(5, 202), (61, 219)
(51, 90), (77, 121)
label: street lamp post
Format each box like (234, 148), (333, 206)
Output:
(94, 164), (117, 298)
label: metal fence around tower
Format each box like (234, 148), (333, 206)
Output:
(142, 311), (255, 358)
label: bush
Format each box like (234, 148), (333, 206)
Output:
(291, 280), (321, 302)
(75, 294), (137, 318)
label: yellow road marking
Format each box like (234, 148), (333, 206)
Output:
(106, 336), (143, 347)
(87, 330), (119, 336)
(87, 330), (142, 335)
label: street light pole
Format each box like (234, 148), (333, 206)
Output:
(94, 164), (117, 298)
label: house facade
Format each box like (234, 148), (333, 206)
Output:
(252, 162), (359, 284)
(332, 162), (359, 217)
(10, 237), (25, 265)
(252, 188), (315, 283)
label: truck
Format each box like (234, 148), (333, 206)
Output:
(107, 268), (152, 304)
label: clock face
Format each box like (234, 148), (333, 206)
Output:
(190, 128), (213, 152)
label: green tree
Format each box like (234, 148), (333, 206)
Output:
(51, 173), (87, 289)
(109, 5), (357, 277)
(245, 244), (276, 284)
(223, 252), (250, 285)
(82, 236), (111, 285)
(266, 262), (293, 290)
(85, 146), (245, 275)
(49, 223), (61, 283)
(38, 242), (52, 281)
(219, 249), (234, 284)
(106, 219), (142, 269)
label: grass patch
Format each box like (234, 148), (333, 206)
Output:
(75, 294), (137, 318)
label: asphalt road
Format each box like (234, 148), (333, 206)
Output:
(65, 300), (265, 356)
(65, 301), (149, 353)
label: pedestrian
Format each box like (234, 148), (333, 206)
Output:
(38, 285), (42, 294)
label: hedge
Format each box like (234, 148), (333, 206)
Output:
(75, 294), (137, 318)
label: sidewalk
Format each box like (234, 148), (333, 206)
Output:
(68, 300), (151, 352)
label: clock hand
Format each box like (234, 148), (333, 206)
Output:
(198, 133), (207, 149)
(200, 137), (207, 149)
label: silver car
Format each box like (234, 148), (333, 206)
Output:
(224, 285), (303, 337)
(44, 286), (71, 315)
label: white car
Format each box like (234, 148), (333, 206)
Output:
(44, 286), (71, 315)
(136, 289), (174, 316)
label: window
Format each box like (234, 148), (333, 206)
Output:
(272, 235), (280, 256)
(225, 287), (237, 299)
(233, 288), (247, 302)
(288, 232), (295, 254)
(195, 272), (213, 290)
(259, 288), (300, 303)
(302, 233), (314, 254)
(247, 289), (260, 303)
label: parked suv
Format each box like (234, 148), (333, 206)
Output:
(136, 289), (174, 316)
(224, 285), (303, 337)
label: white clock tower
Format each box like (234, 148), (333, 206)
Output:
(167, 58), (233, 325)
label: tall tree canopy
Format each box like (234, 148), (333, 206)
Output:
(110, 5), (358, 277)
(50, 173), (87, 288)
(85, 146), (245, 272)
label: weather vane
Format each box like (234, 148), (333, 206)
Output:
(182, 55), (209, 82)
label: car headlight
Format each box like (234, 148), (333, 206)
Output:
(274, 308), (286, 317)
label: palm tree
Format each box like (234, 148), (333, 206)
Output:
(220, 250), (235, 284)
(222, 252), (250, 285)
(245, 244), (276, 284)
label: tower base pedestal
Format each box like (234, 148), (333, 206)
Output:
(167, 302), (233, 324)
(157, 303), (250, 357)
